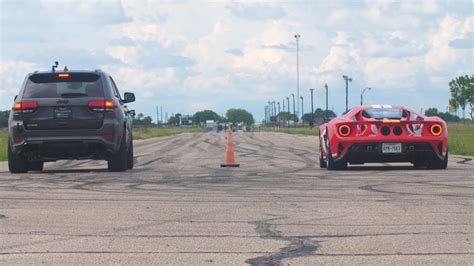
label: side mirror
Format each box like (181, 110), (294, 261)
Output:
(123, 92), (135, 103)
(129, 110), (136, 117)
(14, 95), (17, 101)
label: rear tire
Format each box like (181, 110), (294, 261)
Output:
(28, 161), (44, 171)
(108, 132), (128, 172)
(326, 145), (347, 170)
(427, 152), (448, 169)
(8, 140), (28, 174)
(127, 138), (134, 170)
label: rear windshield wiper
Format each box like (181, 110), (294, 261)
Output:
(60, 93), (88, 97)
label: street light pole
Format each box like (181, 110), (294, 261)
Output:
(325, 84), (328, 122)
(264, 106), (267, 126)
(294, 34), (301, 118)
(310, 88), (314, 128)
(360, 87), (371, 105)
(291, 93), (296, 128)
(300, 96), (304, 127)
(342, 75), (352, 113)
(286, 97), (290, 128)
(277, 102), (281, 127)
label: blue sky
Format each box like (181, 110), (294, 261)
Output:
(0, 0), (472, 121)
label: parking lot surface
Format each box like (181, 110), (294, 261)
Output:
(0, 132), (473, 264)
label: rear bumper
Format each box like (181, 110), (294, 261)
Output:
(8, 119), (122, 160)
(336, 142), (446, 164)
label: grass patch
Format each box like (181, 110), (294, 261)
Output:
(263, 124), (474, 156)
(0, 129), (6, 161)
(448, 123), (474, 156)
(261, 127), (319, 136)
(133, 127), (203, 140)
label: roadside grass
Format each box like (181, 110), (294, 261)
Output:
(133, 127), (203, 140)
(0, 129), (6, 161)
(448, 124), (474, 156)
(261, 127), (319, 136)
(262, 124), (474, 156)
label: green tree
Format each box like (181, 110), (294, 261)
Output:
(226, 108), (254, 125)
(168, 114), (181, 126)
(449, 75), (474, 121)
(192, 110), (220, 125)
(424, 107), (461, 122)
(133, 113), (154, 127)
(0, 110), (10, 128)
(424, 107), (439, 117)
(277, 112), (298, 122)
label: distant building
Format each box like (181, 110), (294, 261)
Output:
(180, 115), (193, 127)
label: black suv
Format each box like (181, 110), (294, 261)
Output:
(8, 69), (136, 173)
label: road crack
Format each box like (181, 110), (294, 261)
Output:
(246, 218), (318, 265)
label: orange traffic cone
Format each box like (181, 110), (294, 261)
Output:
(221, 128), (240, 167)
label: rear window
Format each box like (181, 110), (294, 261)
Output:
(23, 73), (104, 98)
(362, 108), (405, 120)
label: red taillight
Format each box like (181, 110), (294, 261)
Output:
(102, 133), (114, 141)
(88, 100), (115, 112)
(14, 135), (25, 143)
(338, 125), (351, 137)
(430, 124), (443, 136)
(12, 101), (38, 113)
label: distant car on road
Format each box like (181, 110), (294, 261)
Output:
(8, 69), (136, 173)
(319, 105), (448, 170)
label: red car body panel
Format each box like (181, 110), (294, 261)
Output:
(319, 105), (448, 165)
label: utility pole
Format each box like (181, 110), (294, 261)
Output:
(156, 105), (160, 127)
(295, 34), (301, 118)
(325, 84), (328, 123)
(277, 102), (281, 127)
(292, 93), (296, 128)
(160, 106), (163, 126)
(264, 106), (267, 126)
(286, 97), (290, 128)
(342, 75), (352, 113)
(310, 88), (314, 128)
(300, 96), (304, 127)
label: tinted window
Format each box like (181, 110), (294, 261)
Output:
(23, 73), (104, 98)
(363, 108), (404, 119)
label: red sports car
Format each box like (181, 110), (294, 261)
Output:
(319, 105), (448, 170)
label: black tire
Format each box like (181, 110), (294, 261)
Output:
(28, 161), (44, 171)
(108, 131), (128, 172)
(8, 140), (28, 174)
(327, 145), (347, 170)
(427, 151), (448, 169)
(127, 138), (134, 170)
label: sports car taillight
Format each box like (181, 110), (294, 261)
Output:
(12, 101), (38, 113)
(430, 124), (443, 136)
(338, 125), (351, 137)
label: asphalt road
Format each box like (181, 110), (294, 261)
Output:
(0, 132), (473, 264)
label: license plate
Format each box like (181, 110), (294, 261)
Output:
(54, 108), (72, 119)
(382, 143), (402, 153)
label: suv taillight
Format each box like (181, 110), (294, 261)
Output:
(88, 100), (115, 112)
(12, 101), (38, 113)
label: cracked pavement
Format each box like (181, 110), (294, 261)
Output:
(0, 132), (473, 264)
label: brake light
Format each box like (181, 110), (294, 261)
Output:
(88, 100), (115, 112)
(58, 73), (70, 78)
(12, 101), (38, 113)
(14, 135), (25, 143)
(338, 125), (351, 137)
(430, 124), (443, 136)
